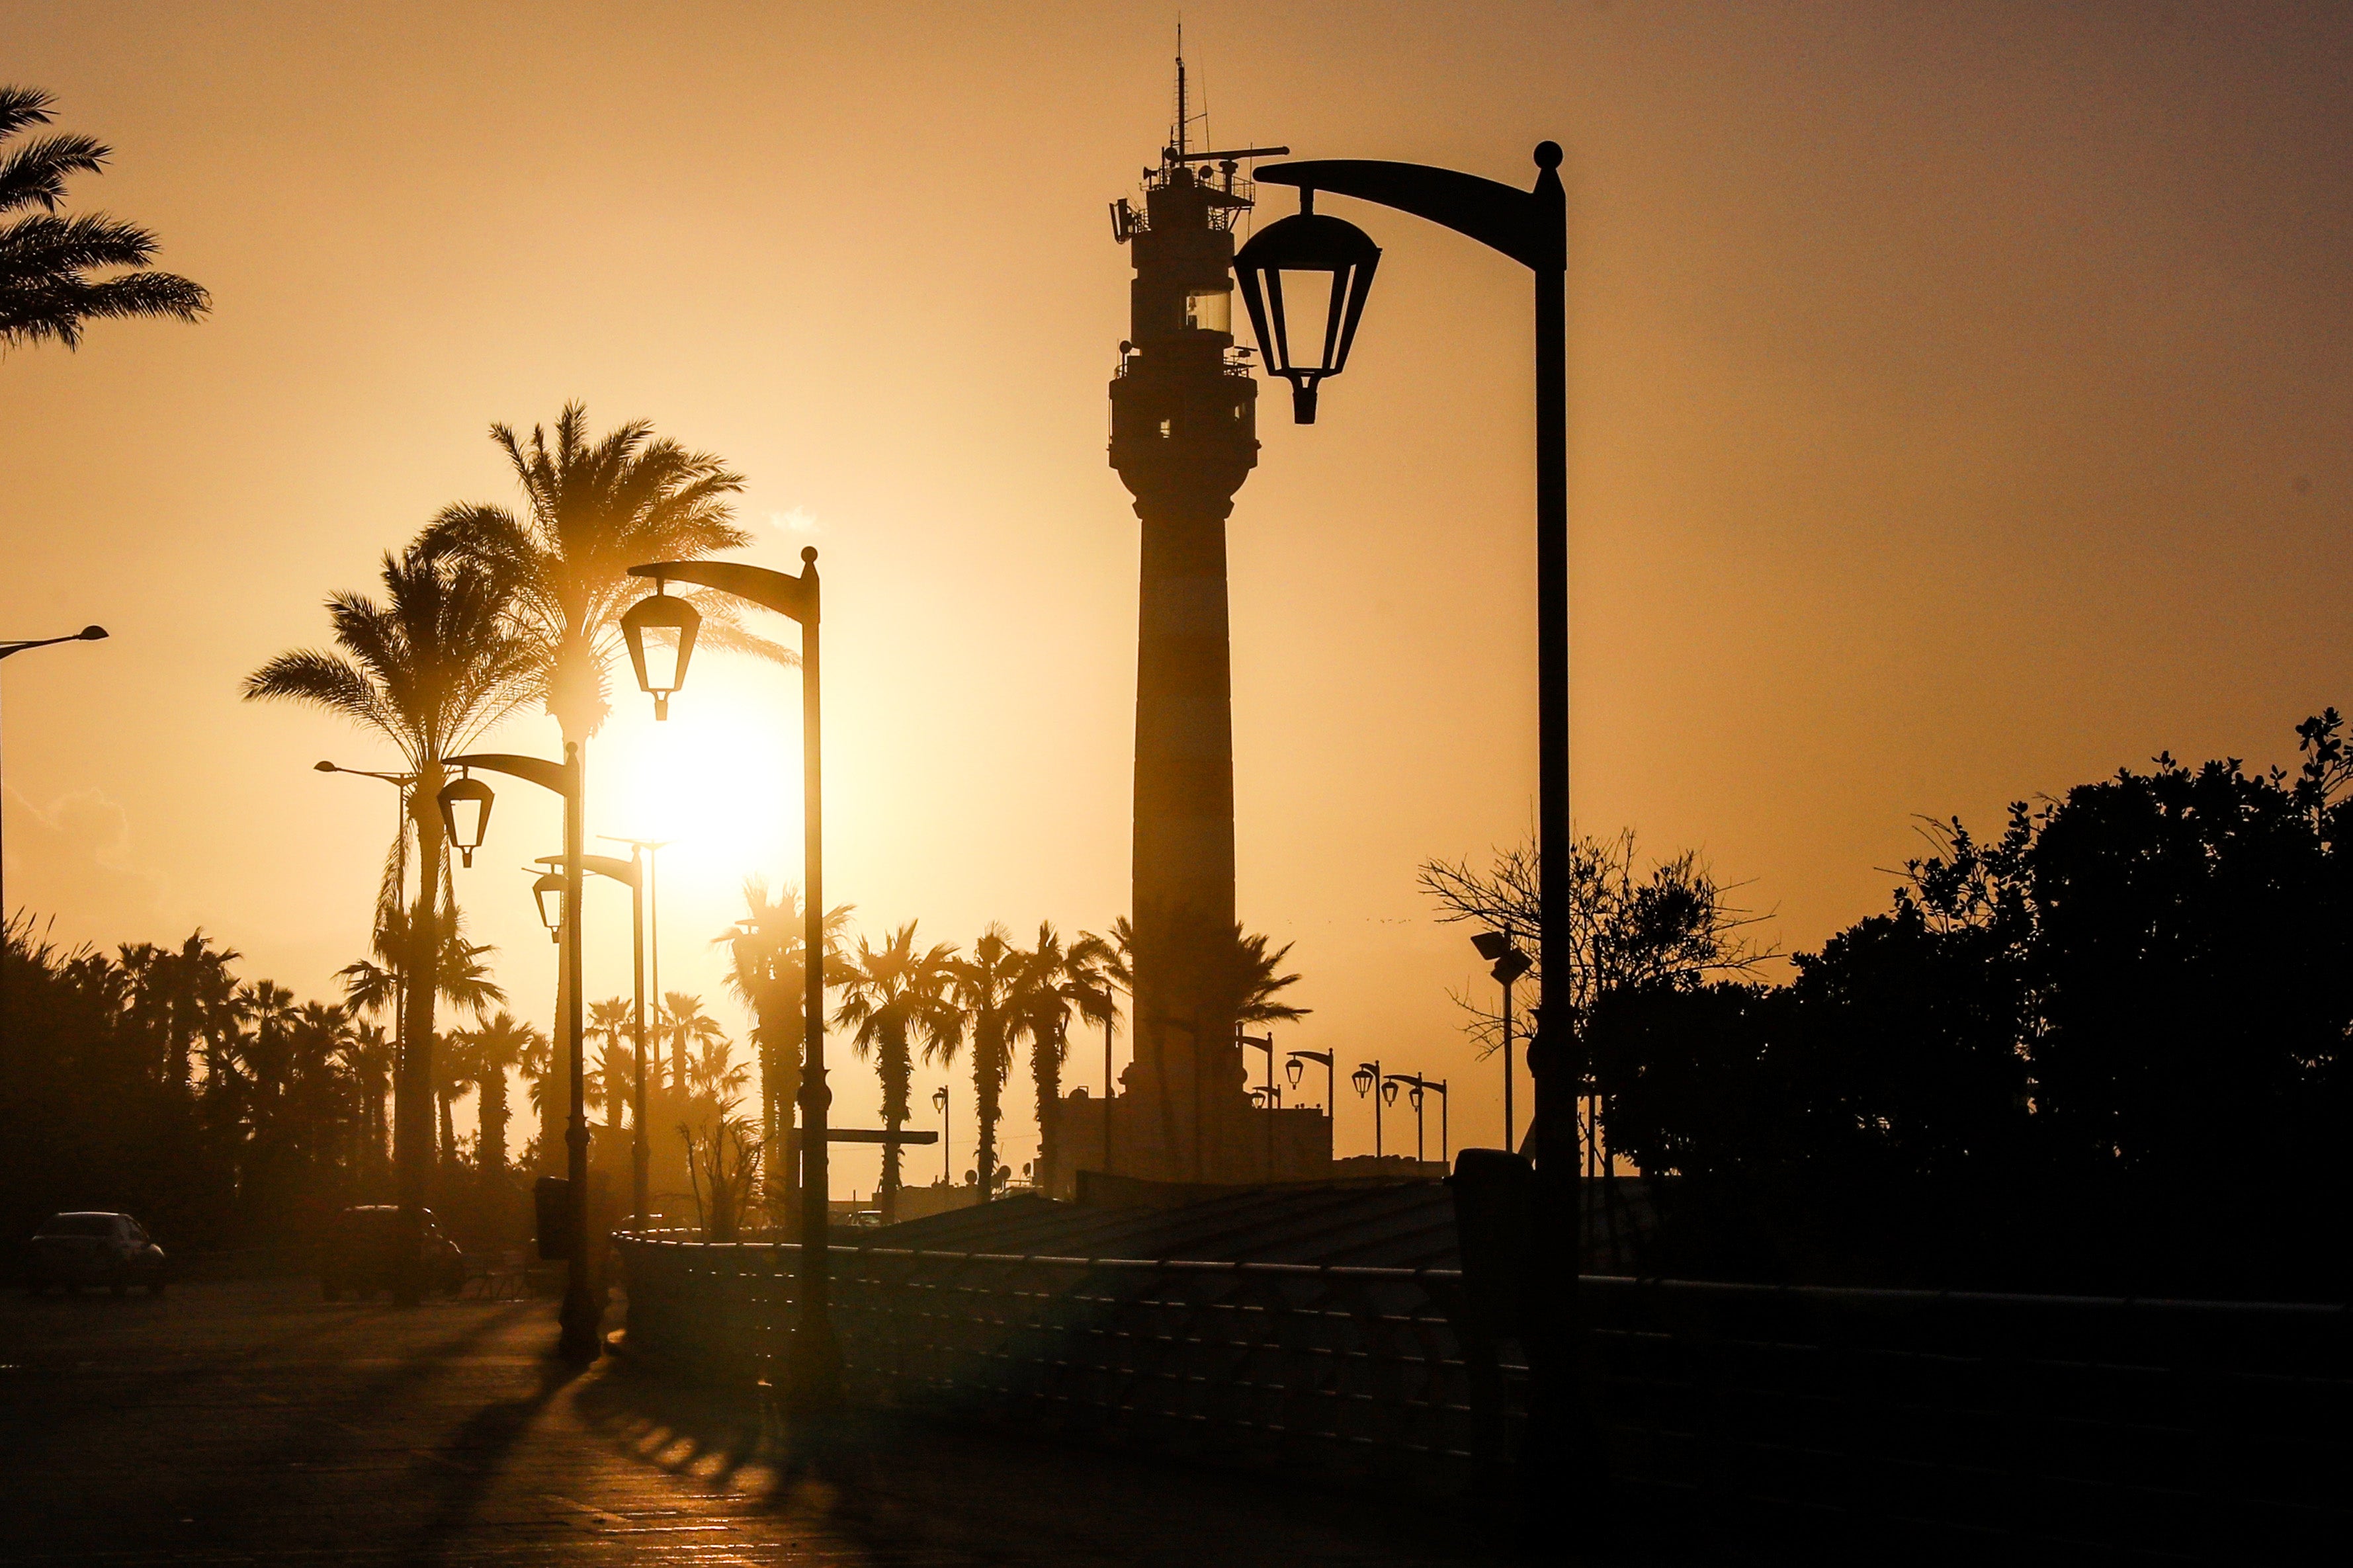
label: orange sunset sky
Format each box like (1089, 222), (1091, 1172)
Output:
(5, 2), (2349, 1188)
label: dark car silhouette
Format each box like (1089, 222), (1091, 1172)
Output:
(25, 1212), (169, 1296)
(320, 1206), (465, 1300)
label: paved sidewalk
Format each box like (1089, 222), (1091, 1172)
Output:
(0, 1278), (1529, 1566)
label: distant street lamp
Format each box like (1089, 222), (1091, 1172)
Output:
(537, 850), (650, 1225)
(1240, 1026), (1279, 1178)
(622, 548), (837, 1422)
(1351, 1059), (1384, 1159)
(0, 626), (108, 1010)
(1239, 144), (1586, 1508)
(1286, 1047), (1335, 1117)
(314, 759), (419, 1044)
(437, 745), (599, 1363)
(529, 870), (566, 942)
(1383, 1072), (1447, 1165)
(933, 1084), (951, 1186)
(1472, 929), (1533, 1150)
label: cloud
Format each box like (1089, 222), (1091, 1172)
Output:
(3, 786), (169, 945)
(769, 506), (821, 535)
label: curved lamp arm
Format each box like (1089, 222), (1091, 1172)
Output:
(1254, 151), (1563, 271)
(629, 553), (818, 626)
(445, 750), (578, 802)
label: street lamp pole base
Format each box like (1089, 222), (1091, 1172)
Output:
(558, 1284), (601, 1364)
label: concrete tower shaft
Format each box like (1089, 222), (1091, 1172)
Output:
(1107, 155), (1260, 1179)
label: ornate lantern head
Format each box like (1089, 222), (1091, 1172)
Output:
(1351, 1063), (1377, 1097)
(1232, 192), (1381, 425)
(531, 870), (566, 943)
(1284, 1055), (1305, 1091)
(620, 585), (702, 720)
(436, 774), (493, 867)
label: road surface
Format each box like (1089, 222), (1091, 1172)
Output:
(0, 1277), (1525, 1566)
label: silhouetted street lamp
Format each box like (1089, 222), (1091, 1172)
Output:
(1240, 1026), (1279, 1177)
(1473, 929), (1533, 1150)
(314, 759), (419, 1024)
(437, 745), (599, 1364)
(0, 626), (108, 999)
(1286, 1047), (1335, 1116)
(536, 850), (650, 1225)
(1351, 1059), (1384, 1159)
(1240, 144), (1585, 1508)
(622, 547), (837, 1422)
(933, 1084), (950, 1186)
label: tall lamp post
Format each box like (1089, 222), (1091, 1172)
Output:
(1235, 144), (1588, 1508)
(537, 851), (649, 1225)
(619, 549), (838, 1421)
(933, 1083), (951, 1187)
(1351, 1059), (1384, 1159)
(1473, 929), (1533, 1151)
(1239, 1026), (1277, 1178)
(0, 626), (108, 1016)
(436, 745), (600, 1363)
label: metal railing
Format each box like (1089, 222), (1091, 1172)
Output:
(614, 1237), (2348, 1559)
(617, 1236), (1510, 1488)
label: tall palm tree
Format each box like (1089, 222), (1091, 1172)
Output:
(339, 1021), (395, 1187)
(835, 921), (962, 1221)
(0, 85), (208, 352)
(1009, 924), (1119, 1198)
(716, 878), (853, 1175)
(948, 925), (1028, 1199)
(447, 1011), (539, 1178)
(656, 992), (728, 1098)
(243, 546), (535, 1262)
(416, 401), (786, 764)
(588, 997), (635, 1133)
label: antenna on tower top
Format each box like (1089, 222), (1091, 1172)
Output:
(1174, 22), (1189, 159)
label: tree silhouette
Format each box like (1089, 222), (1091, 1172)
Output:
(445, 1011), (538, 1179)
(0, 86), (208, 352)
(588, 996), (634, 1134)
(835, 921), (961, 1219)
(243, 546), (534, 1266)
(715, 878), (851, 1171)
(947, 926), (1027, 1200)
(1010, 924), (1117, 1196)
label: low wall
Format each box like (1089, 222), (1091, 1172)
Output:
(614, 1234), (2349, 1559)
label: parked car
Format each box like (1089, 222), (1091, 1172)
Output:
(320, 1206), (464, 1300)
(24, 1212), (169, 1296)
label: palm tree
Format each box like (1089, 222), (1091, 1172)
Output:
(416, 401), (787, 764)
(588, 997), (635, 1134)
(656, 992), (728, 1098)
(448, 1011), (540, 1178)
(948, 925), (1028, 1199)
(339, 1021), (395, 1186)
(685, 1035), (750, 1114)
(243, 545), (535, 1251)
(1009, 925), (1119, 1198)
(1105, 917), (1309, 1176)
(835, 921), (962, 1221)
(716, 879), (853, 1175)
(0, 85), (208, 352)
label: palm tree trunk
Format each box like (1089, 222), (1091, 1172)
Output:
(880, 1031), (910, 1224)
(439, 1082), (457, 1169)
(1033, 1024), (1063, 1196)
(482, 1065), (509, 1178)
(975, 1026), (1001, 1200)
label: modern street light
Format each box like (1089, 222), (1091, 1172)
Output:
(1351, 1059), (1383, 1159)
(437, 745), (599, 1363)
(1473, 928), (1534, 1151)
(621, 547), (837, 1422)
(600, 835), (671, 1113)
(537, 850), (650, 1225)
(1239, 144), (1585, 1508)
(0, 626), (108, 1024)
(314, 758), (419, 1053)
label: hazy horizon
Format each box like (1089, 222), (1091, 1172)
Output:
(5, 1), (2349, 1188)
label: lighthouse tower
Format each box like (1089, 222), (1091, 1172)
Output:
(1055, 66), (1328, 1191)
